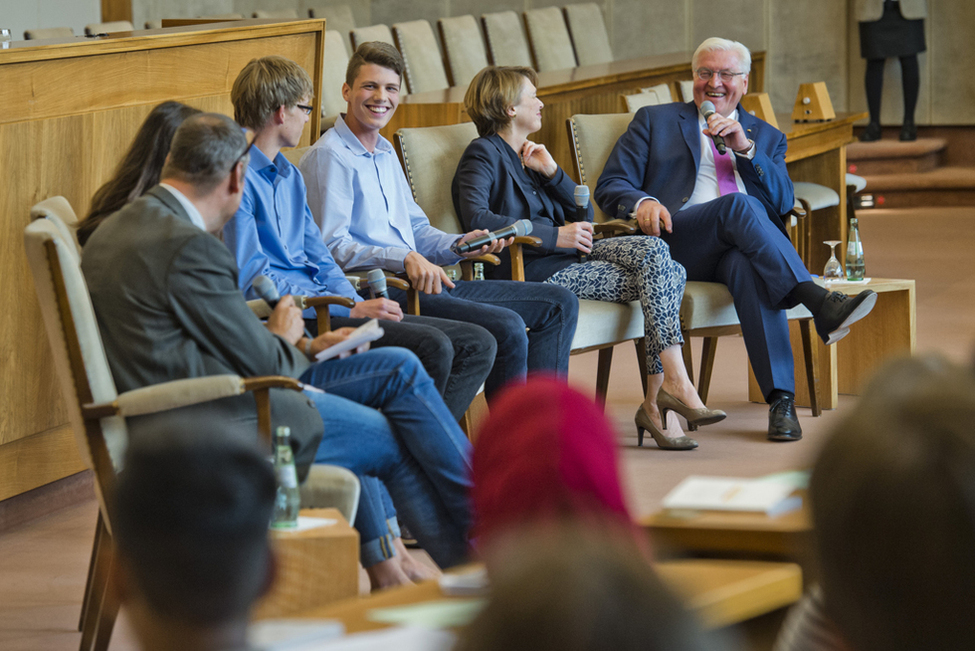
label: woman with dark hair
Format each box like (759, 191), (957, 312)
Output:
(453, 66), (724, 451)
(77, 101), (201, 245)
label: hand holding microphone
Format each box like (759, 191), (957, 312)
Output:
(700, 100), (750, 155)
(253, 275), (313, 341)
(451, 220), (533, 255)
(573, 185), (592, 263)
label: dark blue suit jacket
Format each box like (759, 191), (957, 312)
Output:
(594, 101), (794, 236)
(453, 133), (593, 282)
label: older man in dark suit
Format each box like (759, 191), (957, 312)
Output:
(596, 38), (877, 441)
(82, 112), (473, 582)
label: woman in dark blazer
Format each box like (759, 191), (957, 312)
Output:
(452, 66), (725, 451)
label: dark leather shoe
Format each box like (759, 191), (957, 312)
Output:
(900, 121), (917, 141)
(768, 396), (802, 441)
(860, 122), (882, 142)
(814, 290), (878, 345)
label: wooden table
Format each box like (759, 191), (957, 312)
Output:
(642, 499), (812, 563)
(748, 277), (916, 409)
(0, 20), (325, 502)
(381, 50), (766, 174)
(253, 508), (360, 619)
(297, 558), (802, 633)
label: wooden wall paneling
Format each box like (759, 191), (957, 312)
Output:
(0, 428), (86, 502)
(102, 0), (133, 24)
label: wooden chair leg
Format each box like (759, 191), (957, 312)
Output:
(595, 347), (614, 408)
(80, 523), (115, 651)
(78, 512), (105, 631)
(459, 392), (489, 442)
(799, 319), (821, 417)
(634, 338), (648, 397)
(697, 337), (719, 405)
(91, 548), (120, 651)
(681, 330), (694, 386)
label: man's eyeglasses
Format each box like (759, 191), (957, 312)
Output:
(695, 68), (746, 82)
(296, 104), (314, 116)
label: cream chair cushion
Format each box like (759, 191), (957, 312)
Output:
(567, 112), (633, 223)
(793, 182), (840, 211)
(24, 27), (73, 39)
(571, 300), (644, 351)
(481, 11), (533, 67)
(393, 20), (450, 94)
(31, 195), (81, 258)
(85, 21), (133, 35)
(642, 82), (673, 103)
(624, 90), (663, 113)
(523, 7), (577, 72)
(438, 15), (489, 87)
(351, 24), (394, 49)
(253, 9), (299, 18)
(395, 122), (479, 234)
(563, 3), (613, 66)
(310, 5), (355, 55)
(322, 31), (350, 118)
(678, 80), (694, 102)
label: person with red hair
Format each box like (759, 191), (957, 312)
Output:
(471, 376), (645, 558)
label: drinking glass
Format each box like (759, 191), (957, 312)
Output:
(823, 240), (843, 286)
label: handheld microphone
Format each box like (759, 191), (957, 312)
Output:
(699, 100), (726, 155)
(253, 275), (281, 308)
(574, 185), (591, 263)
(451, 219), (533, 255)
(253, 275), (313, 339)
(366, 268), (389, 299)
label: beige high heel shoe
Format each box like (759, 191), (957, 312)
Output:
(657, 388), (726, 431)
(635, 405), (698, 451)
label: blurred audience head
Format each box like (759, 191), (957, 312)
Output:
(232, 55), (313, 130)
(811, 354), (975, 651)
(472, 377), (643, 563)
(79, 101), (201, 245)
(455, 523), (729, 651)
(464, 65), (539, 137)
(346, 41), (404, 87)
(113, 418), (276, 647)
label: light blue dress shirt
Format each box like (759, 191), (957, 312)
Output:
(299, 114), (462, 273)
(222, 145), (361, 317)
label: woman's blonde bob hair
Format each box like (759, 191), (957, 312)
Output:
(464, 66), (538, 137)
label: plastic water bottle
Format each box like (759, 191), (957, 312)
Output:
(845, 217), (865, 281)
(270, 426), (301, 529)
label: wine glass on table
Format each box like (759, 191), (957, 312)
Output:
(823, 241), (843, 287)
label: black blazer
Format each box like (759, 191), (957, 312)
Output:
(452, 133), (594, 282)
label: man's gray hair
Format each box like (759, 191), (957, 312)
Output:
(692, 37), (751, 74)
(161, 113), (249, 193)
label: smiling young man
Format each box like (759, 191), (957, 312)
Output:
(596, 38), (877, 442)
(299, 42), (579, 400)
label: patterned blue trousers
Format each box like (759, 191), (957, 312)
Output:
(545, 236), (686, 375)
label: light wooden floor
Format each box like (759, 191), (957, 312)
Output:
(1, 207), (973, 650)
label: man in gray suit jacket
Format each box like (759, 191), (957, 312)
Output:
(82, 113), (474, 583)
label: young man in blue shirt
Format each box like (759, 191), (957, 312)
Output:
(300, 42), (579, 399)
(223, 55), (496, 424)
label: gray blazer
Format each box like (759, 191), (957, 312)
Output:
(81, 186), (323, 476)
(856, 0), (927, 21)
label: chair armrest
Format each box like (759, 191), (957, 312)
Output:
(594, 219), (638, 237)
(302, 296), (355, 310)
(459, 253), (503, 281)
(513, 235), (542, 247)
(385, 277), (411, 291)
(247, 298), (272, 319)
(81, 374), (305, 420)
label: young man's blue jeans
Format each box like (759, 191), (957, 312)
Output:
(298, 347), (472, 568)
(389, 279), (579, 398)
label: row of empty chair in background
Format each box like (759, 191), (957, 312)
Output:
(24, 21), (135, 39)
(347, 4), (615, 97)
